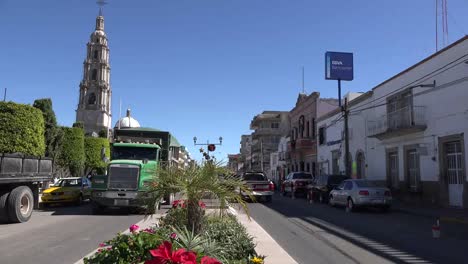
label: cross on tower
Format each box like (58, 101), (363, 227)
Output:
(97, 0), (108, 16)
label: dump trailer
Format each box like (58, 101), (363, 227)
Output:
(0, 153), (53, 223)
(90, 127), (179, 213)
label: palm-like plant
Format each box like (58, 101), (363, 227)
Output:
(143, 161), (252, 234)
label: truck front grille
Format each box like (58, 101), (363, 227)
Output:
(108, 165), (140, 190)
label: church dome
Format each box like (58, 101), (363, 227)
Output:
(114, 109), (141, 128)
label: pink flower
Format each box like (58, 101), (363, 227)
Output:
(198, 201), (206, 209)
(143, 228), (156, 234)
(170, 232), (177, 239)
(97, 248), (103, 253)
(129, 224), (139, 233)
(99, 243), (106, 247)
(172, 200), (185, 208)
(107, 247), (112, 251)
(201, 256), (222, 264)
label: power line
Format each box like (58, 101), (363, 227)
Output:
(349, 54), (468, 113)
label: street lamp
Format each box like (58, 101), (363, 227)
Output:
(193, 136), (223, 161)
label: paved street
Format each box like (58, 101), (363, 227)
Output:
(0, 203), (147, 264)
(247, 193), (468, 264)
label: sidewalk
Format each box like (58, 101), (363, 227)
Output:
(232, 207), (298, 264)
(392, 200), (468, 225)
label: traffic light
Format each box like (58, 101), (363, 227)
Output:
(208, 144), (216, 152)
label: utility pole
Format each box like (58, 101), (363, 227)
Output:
(343, 97), (350, 177)
(3, 88), (6, 102)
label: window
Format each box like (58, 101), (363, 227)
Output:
(306, 163), (310, 172)
(406, 149), (420, 191)
(344, 181), (353, 190)
(336, 182), (345, 190)
(299, 115), (305, 138)
(91, 69), (97, 80)
(312, 118), (316, 138)
(355, 180), (377, 188)
(306, 121), (310, 138)
(93, 50), (99, 59)
(243, 173), (266, 181)
(271, 123), (279, 129)
(292, 173), (312, 179)
(88, 93), (96, 105)
(318, 127), (326, 145)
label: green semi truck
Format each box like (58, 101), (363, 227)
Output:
(90, 127), (180, 214)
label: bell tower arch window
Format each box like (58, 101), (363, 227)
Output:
(93, 50), (98, 59)
(91, 69), (97, 80)
(88, 93), (96, 105)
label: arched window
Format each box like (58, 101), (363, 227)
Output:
(299, 115), (305, 138)
(88, 93), (96, 105)
(91, 69), (97, 80)
(93, 50), (98, 59)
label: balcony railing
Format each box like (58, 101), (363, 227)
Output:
(368, 106), (427, 139)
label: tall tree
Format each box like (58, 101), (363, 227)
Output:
(33, 98), (59, 158)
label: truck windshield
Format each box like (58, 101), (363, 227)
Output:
(112, 147), (157, 160)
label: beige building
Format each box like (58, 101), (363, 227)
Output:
(239, 134), (253, 172)
(76, 12), (112, 136)
(250, 111), (290, 178)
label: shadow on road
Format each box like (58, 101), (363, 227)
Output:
(37, 202), (169, 216)
(256, 193), (468, 264)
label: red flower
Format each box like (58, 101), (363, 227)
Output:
(147, 241), (197, 264)
(198, 201), (206, 209)
(170, 232), (178, 239)
(172, 200), (186, 208)
(201, 256), (222, 264)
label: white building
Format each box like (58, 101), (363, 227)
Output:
(318, 36), (468, 208)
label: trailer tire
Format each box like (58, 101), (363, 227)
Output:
(7, 186), (34, 223)
(0, 191), (10, 223)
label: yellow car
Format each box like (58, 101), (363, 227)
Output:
(41, 177), (91, 206)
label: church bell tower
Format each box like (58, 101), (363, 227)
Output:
(76, 10), (112, 136)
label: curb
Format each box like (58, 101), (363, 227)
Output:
(394, 207), (468, 225)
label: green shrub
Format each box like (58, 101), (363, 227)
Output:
(0, 101), (45, 156)
(72, 121), (84, 129)
(57, 127), (85, 177)
(203, 215), (256, 262)
(33, 98), (59, 158)
(98, 129), (107, 138)
(84, 137), (110, 175)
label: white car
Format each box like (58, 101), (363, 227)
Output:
(329, 179), (392, 212)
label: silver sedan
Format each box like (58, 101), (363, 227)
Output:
(329, 179), (392, 212)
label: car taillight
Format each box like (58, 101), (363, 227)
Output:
(359, 190), (369, 196)
(269, 182), (274, 191)
(384, 190), (391, 197)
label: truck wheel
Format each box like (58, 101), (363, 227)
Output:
(7, 186), (34, 223)
(0, 191), (10, 223)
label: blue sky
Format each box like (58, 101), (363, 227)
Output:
(1, 0), (467, 162)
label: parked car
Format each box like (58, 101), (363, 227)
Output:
(40, 177), (92, 207)
(240, 172), (274, 203)
(307, 174), (349, 203)
(282, 172), (314, 198)
(329, 179), (392, 212)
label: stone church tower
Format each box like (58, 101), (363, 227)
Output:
(76, 11), (112, 136)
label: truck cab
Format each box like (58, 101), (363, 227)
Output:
(90, 141), (160, 213)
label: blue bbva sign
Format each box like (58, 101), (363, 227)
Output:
(325, 52), (354, 81)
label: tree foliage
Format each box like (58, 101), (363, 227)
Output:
(57, 127), (85, 177)
(33, 98), (60, 158)
(0, 101), (45, 156)
(84, 137), (110, 175)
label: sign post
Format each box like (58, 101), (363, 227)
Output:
(325, 51), (354, 177)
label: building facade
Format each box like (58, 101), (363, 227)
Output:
(76, 13), (112, 136)
(239, 134), (252, 172)
(250, 111), (290, 178)
(288, 92), (339, 176)
(317, 36), (468, 208)
(228, 154), (241, 175)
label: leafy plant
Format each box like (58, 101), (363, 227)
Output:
(143, 161), (253, 234)
(84, 226), (171, 264)
(202, 215), (256, 261)
(0, 101), (45, 156)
